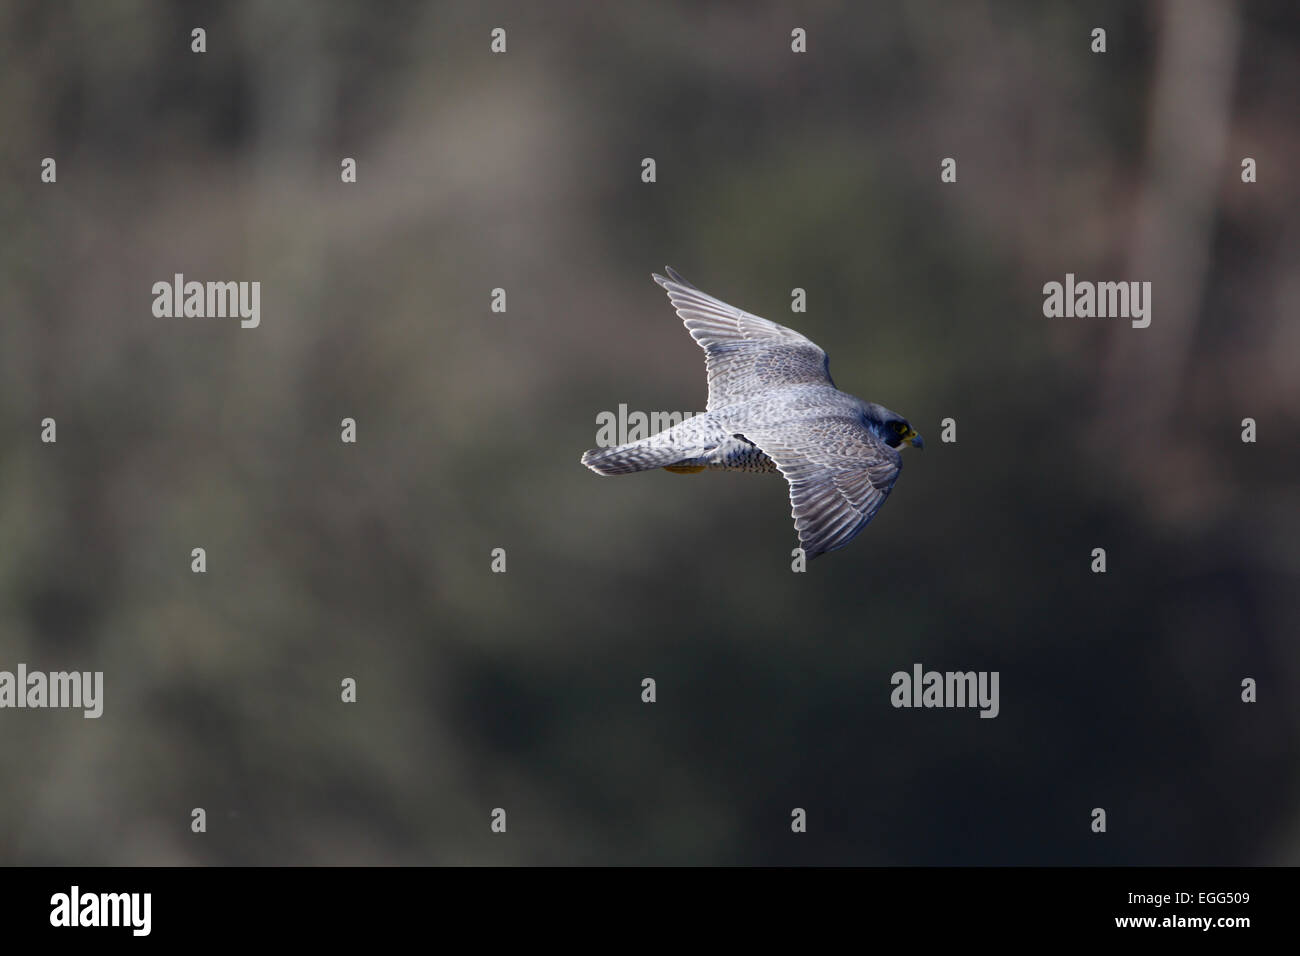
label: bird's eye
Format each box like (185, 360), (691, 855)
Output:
(892, 421), (908, 434)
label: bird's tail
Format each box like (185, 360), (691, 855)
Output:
(581, 434), (704, 476)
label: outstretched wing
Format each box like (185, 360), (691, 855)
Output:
(740, 417), (903, 559)
(653, 267), (833, 411)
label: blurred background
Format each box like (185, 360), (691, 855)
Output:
(0, 0), (1297, 865)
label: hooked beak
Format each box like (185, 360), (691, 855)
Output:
(910, 433), (924, 449)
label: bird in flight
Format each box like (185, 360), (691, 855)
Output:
(581, 268), (922, 558)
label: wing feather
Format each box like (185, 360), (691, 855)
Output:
(653, 267), (833, 410)
(741, 417), (902, 558)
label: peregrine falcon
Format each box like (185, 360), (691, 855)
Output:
(581, 268), (922, 558)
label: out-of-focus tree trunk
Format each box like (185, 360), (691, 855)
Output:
(1101, 0), (1240, 441)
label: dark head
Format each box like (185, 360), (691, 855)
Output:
(859, 400), (924, 450)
